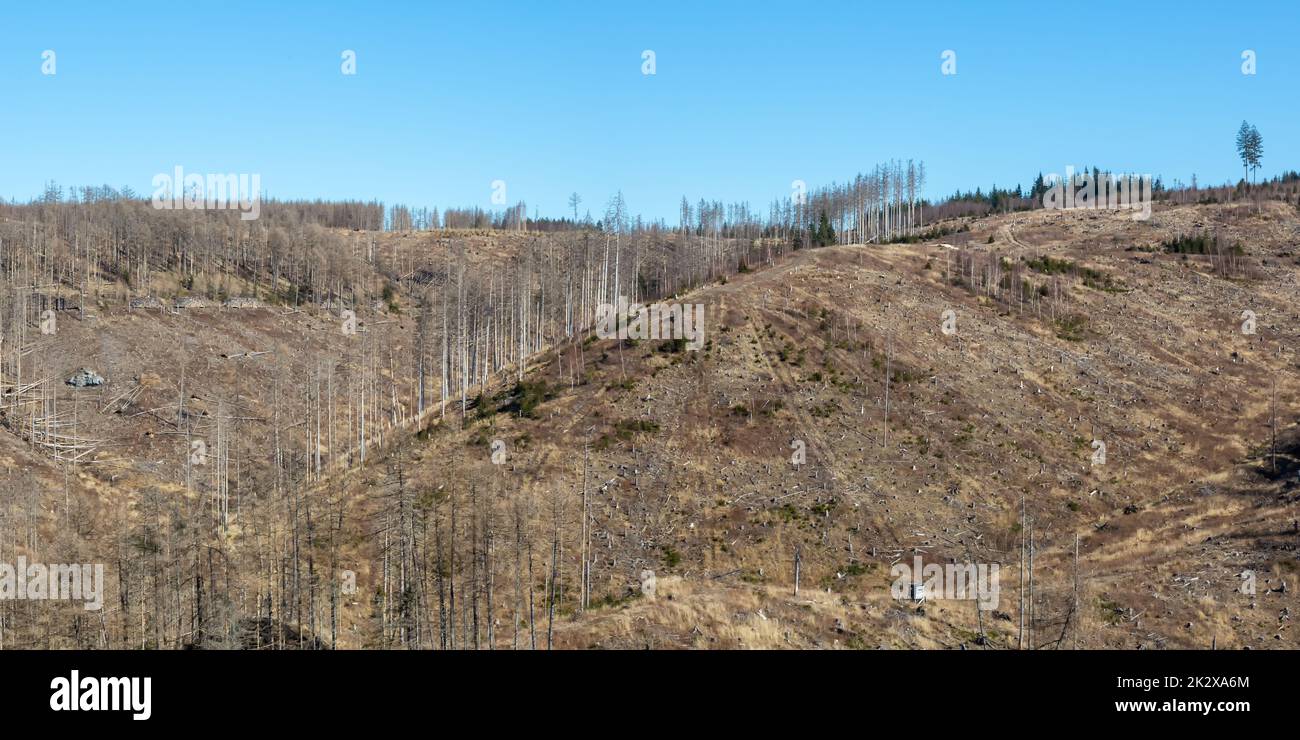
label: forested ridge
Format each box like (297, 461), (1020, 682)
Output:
(2, 164), (1298, 649)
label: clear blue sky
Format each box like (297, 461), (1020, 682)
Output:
(1, 0), (1294, 221)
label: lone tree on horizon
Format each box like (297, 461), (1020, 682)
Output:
(1236, 120), (1263, 185)
(568, 192), (582, 222)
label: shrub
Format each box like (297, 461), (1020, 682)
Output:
(661, 546), (682, 568)
(1055, 314), (1089, 342)
(615, 418), (660, 439)
(501, 380), (554, 418)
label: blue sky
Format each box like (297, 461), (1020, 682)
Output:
(0, 0), (1294, 221)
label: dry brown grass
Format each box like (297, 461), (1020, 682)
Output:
(5, 201), (1300, 649)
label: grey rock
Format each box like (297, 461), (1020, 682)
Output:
(129, 296), (164, 309)
(66, 368), (105, 387)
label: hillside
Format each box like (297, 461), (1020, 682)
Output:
(3, 201), (1299, 649)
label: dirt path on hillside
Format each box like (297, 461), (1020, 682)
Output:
(1000, 219), (1032, 250)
